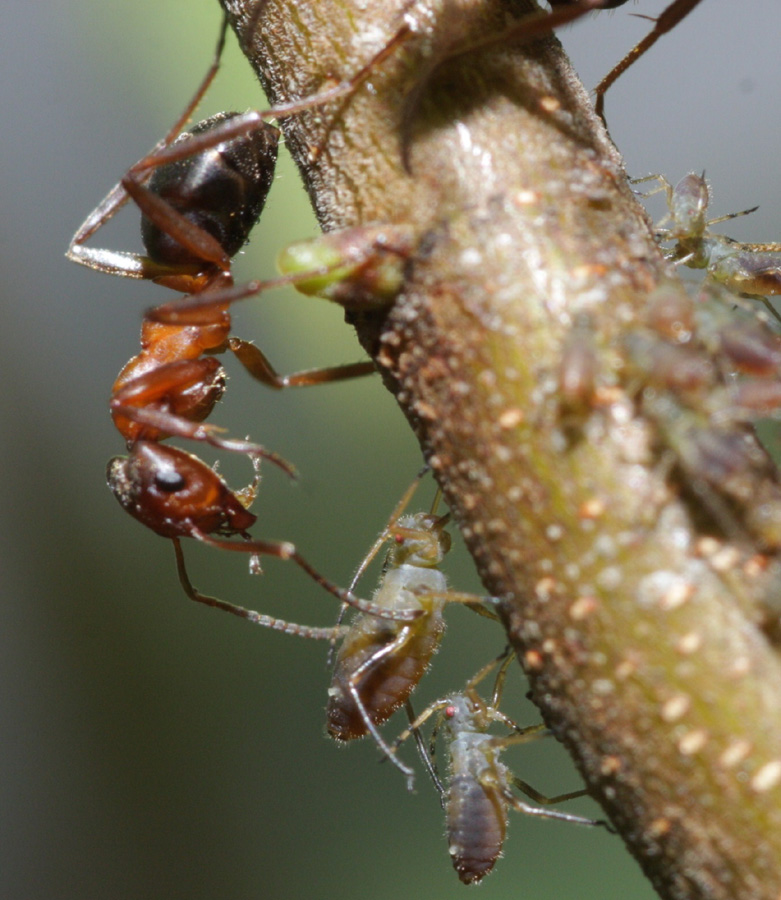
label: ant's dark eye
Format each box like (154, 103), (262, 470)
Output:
(154, 470), (187, 493)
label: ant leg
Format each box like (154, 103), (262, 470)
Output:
(121, 177), (231, 274)
(594, 0), (705, 119)
(190, 529), (424, 623)
(150, 223), (416, 326)
(226, 339), (375, 389)
(172, 538), (347, 639)
(67, 13), (231, 268)
(110, 359), (297, 477)
(326, 469), (430, 664)
(399, 0), (609, 171)
(394, 699), (450, 751)
(112, 404), (297, 477)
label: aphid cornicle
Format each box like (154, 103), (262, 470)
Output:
(326, 473), (497, 787)
(396, 654), (609, 884)
(67, 14), (421, 629)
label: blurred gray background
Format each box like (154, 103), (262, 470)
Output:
(2, 2), (778, 898)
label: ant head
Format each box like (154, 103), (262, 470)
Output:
(107, 441), (257, 540)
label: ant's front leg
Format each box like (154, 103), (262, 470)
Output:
(149, 223), (417, 388)
(227, 339), (376, 390)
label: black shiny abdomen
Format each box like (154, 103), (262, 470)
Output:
(141, 112), (279, 267)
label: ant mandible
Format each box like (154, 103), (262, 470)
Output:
(67, 14), (420, 628)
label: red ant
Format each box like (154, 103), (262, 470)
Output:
(67, 14), (419, 629)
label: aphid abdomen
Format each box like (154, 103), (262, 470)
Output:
(327, 610), (445, 740)
(446, 738), (507, 885)
(327, 565), (447, 740)
(710, 251), (781, 297)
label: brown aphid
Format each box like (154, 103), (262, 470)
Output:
(326, 474), (494, 787)
(719, 323), (781, 376)
(645, 286), (695, 342)
(622, 279), (781, 551)
(624, 332), (714, 396)
(559, 314), (600, 410)
(733, 379), (781, 413)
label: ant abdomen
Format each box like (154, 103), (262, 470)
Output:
(140, 112), (279, 269)
(107, 441), (256, 540)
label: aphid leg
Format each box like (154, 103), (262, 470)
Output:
(405, 700), (446, 796)
(344, 627), (418, 789)
(508, 775), (589, 808)
(394, 698), (450, 752)
(327, 466), (432, 664)
(498, 777), (610, 830)
(702, 206), (761, 230)
(172, 538), (348, 639)
(594, 0), (705, 120)
(630, 173), (673, 200)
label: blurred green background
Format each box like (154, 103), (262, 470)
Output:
(2, 2), (779, 898)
